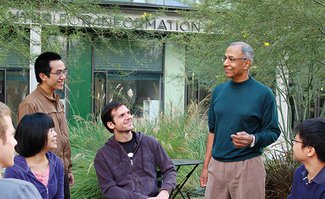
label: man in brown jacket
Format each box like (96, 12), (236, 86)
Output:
(18, 52), (74, 199)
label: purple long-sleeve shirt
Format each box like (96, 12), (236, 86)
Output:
(94, 131), (176, 199)
(4, 152), (64, 199)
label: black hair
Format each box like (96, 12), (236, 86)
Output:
(15, 112), (55, 157)
(34, 52), (62, 83)
(101, 102), (123, 133)
(295, 118), (325, 162)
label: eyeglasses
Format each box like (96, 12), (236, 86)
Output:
(50, 69), (68, 77)
(291, 139), (303, 144)
(222, 56), (247, 63)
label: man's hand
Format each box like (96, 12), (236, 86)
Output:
(200, 167), (208, 187)
(148, 189), (169, 199)
(231, 131), (254, 148)
(68, 172), (75, 186)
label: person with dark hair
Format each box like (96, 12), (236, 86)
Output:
(200, 42), (281, 199)
(5, 112), (64, 199)
(94, 102), (176, 199)
(288, 118), (325, 199)
(0, 102), (42, 199)
(18, 52), (73, 198)
(34, 52), (63, 84)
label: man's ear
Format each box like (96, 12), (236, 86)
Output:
(244, 60), (251, 70)
(306, 146), (316, 157)
(39, 73), (48, 81)
(107, 121), (115, 130)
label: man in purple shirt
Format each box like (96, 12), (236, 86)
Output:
(94, 102), (176, 199)
(288, 118), (325, 199)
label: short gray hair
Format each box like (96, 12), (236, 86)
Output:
(230, 41), (254, 63)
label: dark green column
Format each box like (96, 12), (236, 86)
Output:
(67, 38), (92, 121)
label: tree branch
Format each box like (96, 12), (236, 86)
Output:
(320, 27), (325, 36)
(313, 0), (325, 7)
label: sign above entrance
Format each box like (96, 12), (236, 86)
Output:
(9, 9), (202, 33)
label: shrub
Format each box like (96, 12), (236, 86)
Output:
(136, 102), (208, 189)
(69, 116), (109, 199)
(264, 145), (300, 199)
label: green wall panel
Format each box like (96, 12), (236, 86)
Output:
(67, 38), (92, 121)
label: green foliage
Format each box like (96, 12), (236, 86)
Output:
(69, 115), (110, 199)
(136, 101), (209, 188)
(264, 148), (300, 199)
(179, 0), (325, 81)
(173, 0), (325, 141)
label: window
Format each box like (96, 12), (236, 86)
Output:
(185, 77), (208, 106)
(0, 69), (29, 125)
(93, 71), (161, 117)
(0, 48), (29, 125)
(93, 38), (163, 117)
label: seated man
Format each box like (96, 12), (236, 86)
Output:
(0, 102), (41, 199)
(288, 118), (325, 199)
(94, 102), (176, 199)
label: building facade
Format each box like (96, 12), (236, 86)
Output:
(0, 1), (203, 123)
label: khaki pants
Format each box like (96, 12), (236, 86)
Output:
(205, 156), (266, 199)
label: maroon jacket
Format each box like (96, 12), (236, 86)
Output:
(94, 131), (176, 199)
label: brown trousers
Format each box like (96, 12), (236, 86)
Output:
(205, 156), (266, 199)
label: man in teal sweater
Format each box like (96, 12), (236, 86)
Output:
(200, 41), (280, 199)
